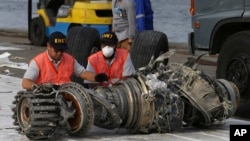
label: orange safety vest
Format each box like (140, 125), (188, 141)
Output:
(88, 48), (128, 86)
(34, 51), (74, 85)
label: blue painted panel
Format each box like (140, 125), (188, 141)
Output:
(45, 22), (111, 38)
(46, 23), (70, 37)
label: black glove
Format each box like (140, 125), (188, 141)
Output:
(95, 73), (108, 82)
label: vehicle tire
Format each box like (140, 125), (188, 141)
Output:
(217, 30), (250, 101)
(29, 16), (47, 46)
(130, 30), (169, 70)
(66, 26), (101, 84)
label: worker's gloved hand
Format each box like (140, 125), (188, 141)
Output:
(95, 73), (108, 82)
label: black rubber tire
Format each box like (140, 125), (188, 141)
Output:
(29, 16), (47, 46)
(217, 30), (250, 101)
(66, 26), (101, 84)
(130, 30), (169, 70)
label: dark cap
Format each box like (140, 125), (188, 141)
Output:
(101, 31), (118, 45)
(48, 32), (68, 51)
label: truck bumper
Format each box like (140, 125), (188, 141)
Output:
(188, 32), (195, 55)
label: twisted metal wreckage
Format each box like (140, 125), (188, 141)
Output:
(12, 50), (240, 140)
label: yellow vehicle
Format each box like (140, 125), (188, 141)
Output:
(28, 0), (112, 46)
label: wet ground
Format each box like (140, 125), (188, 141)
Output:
(0, 29), (249, 141)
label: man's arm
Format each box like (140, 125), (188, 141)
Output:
(81, 70), (100, 89)
(122, 53), (136, 78)
(84, 61), (100, 88)
(74, 60), (96, 82)
(22, 78), (37, 90)
(74, 60), (108, 83)
(22, 60), (39, 90)
(79, 70), (96, 82)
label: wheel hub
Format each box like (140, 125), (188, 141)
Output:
(19, 97), (32, 129)
(226, 55), (250, 96)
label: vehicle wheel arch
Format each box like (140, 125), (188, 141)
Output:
(210, 19), (250, 54)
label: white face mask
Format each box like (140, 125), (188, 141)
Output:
(102, 46), (114, 57)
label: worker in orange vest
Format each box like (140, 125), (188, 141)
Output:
(85, 31), (135, 88)
(22, 31), (108, 90)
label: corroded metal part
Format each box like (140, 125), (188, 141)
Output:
(88, 87), (121, 129)
(134, 75), (155, 133)
(91, 74), (184, 133)
(13, 82), (95, 140)
(216, 79), (240, 117)
(12, 51), (240, 139)
(59, 82), (94, 136)
(12, 89), (61, 140)
(165, 62), (240, 126)
(121, 80), (135, 128)
(125, 76), (155, 133)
